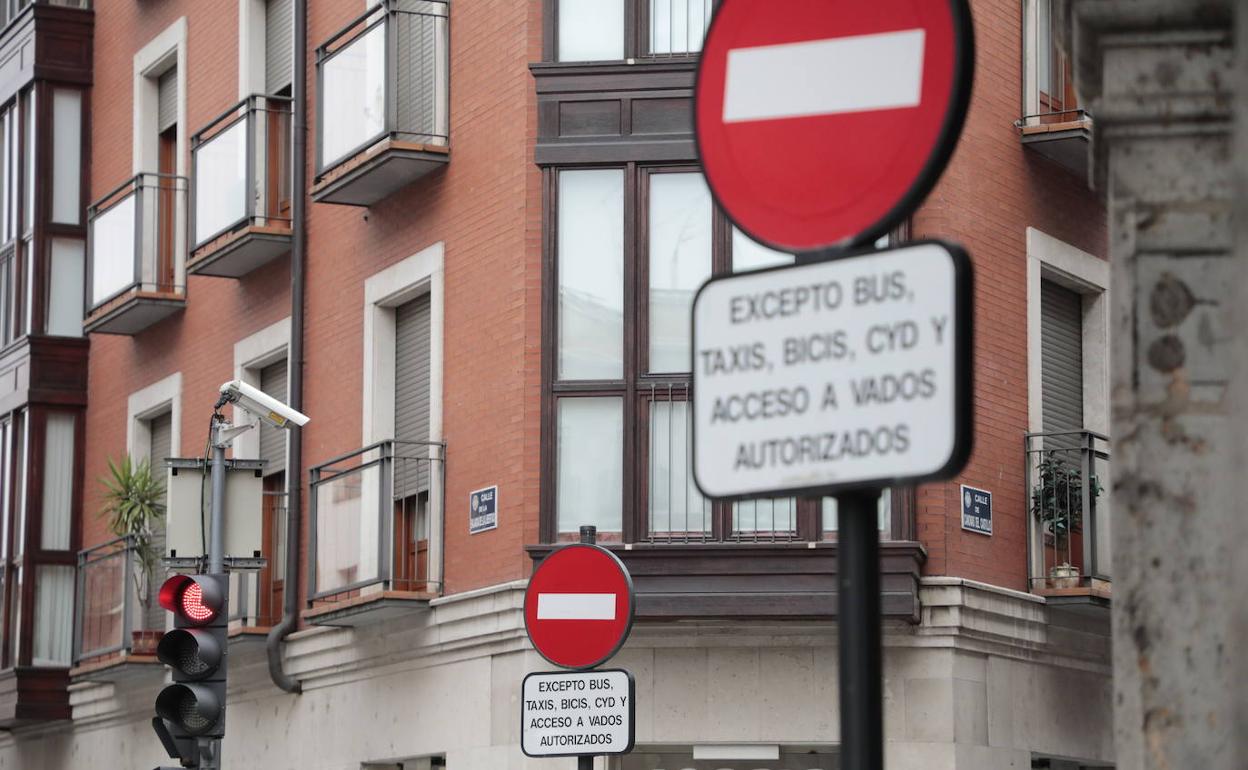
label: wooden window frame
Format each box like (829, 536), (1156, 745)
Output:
(541, 164), (914, 545)
(543, 0), (715, 62)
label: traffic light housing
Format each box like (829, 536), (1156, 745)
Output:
(154, 574), (228, 747)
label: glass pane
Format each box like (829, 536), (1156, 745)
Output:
(732, 227), (793, 273)
(559, 0), (624, 61)
(33, 564), (74, 666)
(648, 400), (710, 537)
(24, 88), (33, 236)
(823, 490), (892, 536)
(321, 23), (386, 168)
(0, 422), (9, 561)
(557, 398), (622, 534)
(558, 169), (624, 380)
(40, 413), (74, 550)
(649, 173), (711, 373)
(91, 193), (137, 306)
(649, 0), (712, 55)
(733, 498), (797, 535)
(52, 89), (82, 225)
(0, 110), (9, 245)
(47, 238), (84, 337)
(13, 411), (24, 558)
(79, 546), (126, 658)
(9, 566), (21, 663)
(314, 463), (382, 594)
(194, 117), (247, 246)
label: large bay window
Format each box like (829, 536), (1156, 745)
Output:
(549, 165), (812, 542)
(547, 165), (901, 544)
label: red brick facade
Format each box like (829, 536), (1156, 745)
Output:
(912, 0), (1105, 589)
(80, 0), (1105, 617)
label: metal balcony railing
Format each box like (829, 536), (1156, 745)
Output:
(646, 0), (712, 57)
(309, 440), (444, 602)
(315, 0), (449, 174)
(1025, 430), (1112, 592)
(644, 383), (799, 543)
(74, 535), (165, 665)
(86, 172), (187, 312)
(191, 95), (293, 250)
(1019, 0), (1090, 129)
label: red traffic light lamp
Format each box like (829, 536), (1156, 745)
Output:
(159, 574), (225, 624)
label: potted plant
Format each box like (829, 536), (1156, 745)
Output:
(99, 455), (166, 655)
(1030, 454), (1102, 589)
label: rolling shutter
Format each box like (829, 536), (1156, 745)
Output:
(149, 411), (172, 466)
(157, 68), (178, 132)
(1041, 280), (1084, 443)
(259, 359), (288, 476)
(145, 410), (172, 631)
(265, 0), (293, 94)
(394, 295), (431, 498)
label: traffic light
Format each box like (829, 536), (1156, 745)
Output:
(154, 574), (228, 752)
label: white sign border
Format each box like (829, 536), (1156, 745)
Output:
(468, 484), (499, 535)
(959, 483), (993, 536)
(690, 240), (974, 501)
(519, 669), (637, 758)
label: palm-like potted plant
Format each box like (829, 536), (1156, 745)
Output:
(1030, 454), (1101, 588)
(99, 455), (166, 654)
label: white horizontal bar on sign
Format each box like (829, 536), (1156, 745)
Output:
(536, 593), (616, 620)
(723, 29), (926, 124)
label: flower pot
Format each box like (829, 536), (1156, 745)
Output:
(1048, 563), (1080, 589)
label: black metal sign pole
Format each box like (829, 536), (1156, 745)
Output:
(579, 524), (598, 770)
(837, 489), (884, 770)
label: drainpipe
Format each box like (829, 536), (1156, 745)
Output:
(266, 0), (306, 695)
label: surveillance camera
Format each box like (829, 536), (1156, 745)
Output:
(219, 379), (310, 429)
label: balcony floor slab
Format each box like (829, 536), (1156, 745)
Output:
(189, 226), (291, 278)
(84, 291), (185, 335)
(312, 139), (449, 207)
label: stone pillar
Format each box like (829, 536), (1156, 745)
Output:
(1058, 1), (1247, 768)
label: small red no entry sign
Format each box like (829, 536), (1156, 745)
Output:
(695, 0), (974, 252)
(524, 544), (635, 670)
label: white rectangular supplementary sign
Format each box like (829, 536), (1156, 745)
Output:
(691, 242), (972, 500)
(521, 670), (635, 757)
(723, 29), (925, 124)
(536, 593), (617, 621)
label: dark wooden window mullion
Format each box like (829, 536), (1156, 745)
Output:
(539, 169), (556, 544)
(621, 161), (639, 544)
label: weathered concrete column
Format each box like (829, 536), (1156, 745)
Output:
(1059, 1), (1247, 767)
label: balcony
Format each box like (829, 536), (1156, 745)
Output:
(312, 0), (449, 207)
(1026, 430), (1112, 612)
(84, 173), (187, 335)
(1017, 0), (1092, 179)
(306, 440), (444, 626)
(189, 95), (293, 278)
(70, 536), (165, 682)
(227, 490), (288, 642)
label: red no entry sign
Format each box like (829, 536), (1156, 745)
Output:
(524, 544), (635, 670)
(695, 0), (974, 252)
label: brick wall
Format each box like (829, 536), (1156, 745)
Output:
(83, 0), (545, 609)
(909, 0), (1107, 589)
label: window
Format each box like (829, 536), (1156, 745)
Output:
(554, 0), (712, 62)
(0, 408), (82, 669)
(548, 166), (907, 543)
(0, 89), (34, 346)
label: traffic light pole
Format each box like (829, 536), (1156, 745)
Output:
(202, 416), (231, 770)
(837, 489), (884, 770)
(209, 418), (229, 575)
